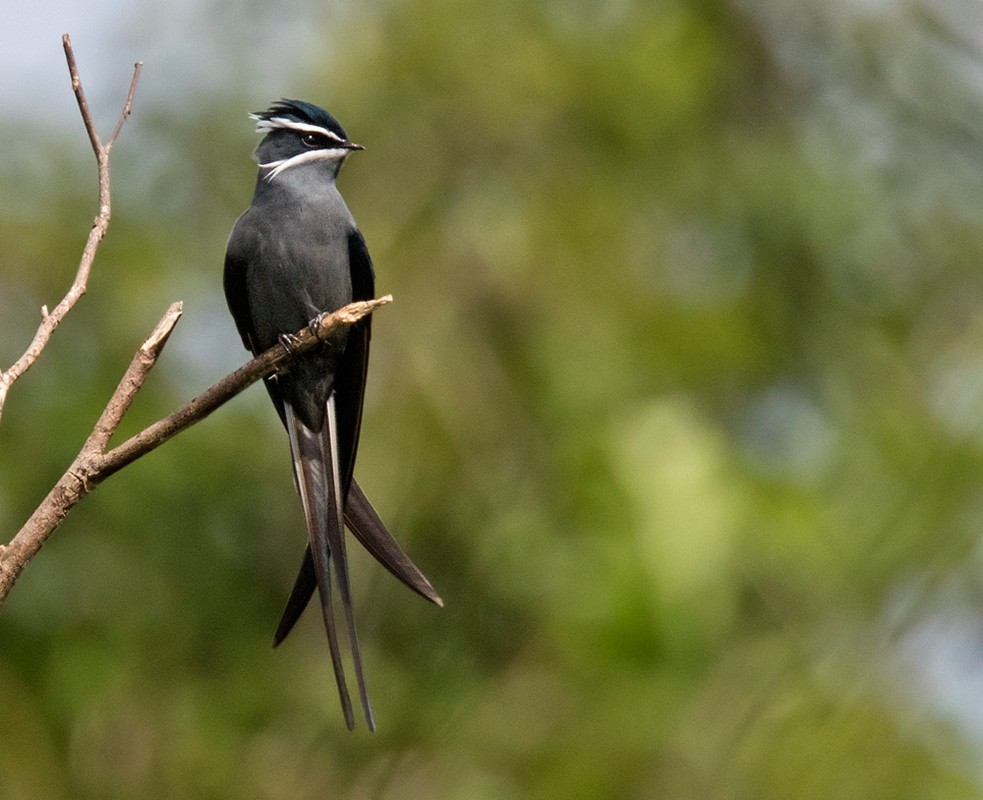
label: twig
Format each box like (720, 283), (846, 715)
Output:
(0, 295), (392, 604)
(0, 34), (143, 422)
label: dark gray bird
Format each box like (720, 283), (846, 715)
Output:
(223, 99), (441, 731)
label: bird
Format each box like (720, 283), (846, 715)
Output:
(223, 99), (441, 731)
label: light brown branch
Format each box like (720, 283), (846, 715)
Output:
(101, 296), (392, 479)
(107, 58), (143, 152)
(61, 33), (102, 154)
(86, 302), (184, 455)
(0, 35), (142, 422)
(0, 296), (392, 605)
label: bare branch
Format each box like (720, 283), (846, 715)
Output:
(0, 296), (392, 605)
(102, 296), (392, 479)
(107, 59), (144, 151)
(61, 33), (102, 154)
(86, 302), (184, 455)
(0, 35), (142, 422)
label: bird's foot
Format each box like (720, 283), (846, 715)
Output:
(278, 331), (303, 355)
(308, 312), (329, 342)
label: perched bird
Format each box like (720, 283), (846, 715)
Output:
(224, 99), (441, 731)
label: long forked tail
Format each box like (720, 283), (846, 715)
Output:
(284, 398), (375, 731)
(272, 487), (442, 649)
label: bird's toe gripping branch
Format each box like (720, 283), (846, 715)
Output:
(308, 312), (332, 343)
(278, 331), (304, 355)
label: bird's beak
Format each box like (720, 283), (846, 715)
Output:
(345, 141), (365, 151)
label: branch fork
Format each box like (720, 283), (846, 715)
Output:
(0, 35), (142, 422)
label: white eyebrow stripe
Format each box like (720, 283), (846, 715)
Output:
(258, 147), (350, 181)
(249, 114), (346, 142)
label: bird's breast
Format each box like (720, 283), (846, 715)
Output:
(243, 207), (355, 354)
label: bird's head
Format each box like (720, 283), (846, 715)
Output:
(250, 99), (363, 182)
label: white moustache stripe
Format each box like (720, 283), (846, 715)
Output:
(258, 148), (349, 181)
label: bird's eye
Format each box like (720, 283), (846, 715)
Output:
(300, 133), (322, 148)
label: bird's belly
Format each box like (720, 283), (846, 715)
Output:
(248, 254), (352, 353)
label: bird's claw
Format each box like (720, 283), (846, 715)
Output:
(309, 312), (329, 342)
(278, 331), (303, 355)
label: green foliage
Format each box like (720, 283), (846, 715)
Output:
(3, 0), (983, 797)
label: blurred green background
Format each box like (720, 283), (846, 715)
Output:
(4, 0), (983, 797)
